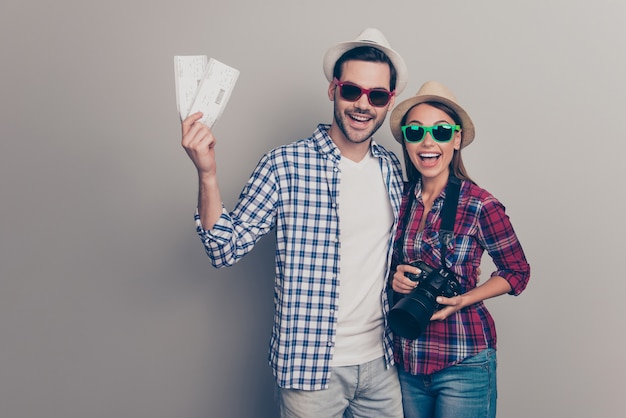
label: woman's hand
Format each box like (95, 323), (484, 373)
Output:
(430, 295), (464, 321)
(391, 264), (421, 294)
(430, 275), (513, 321)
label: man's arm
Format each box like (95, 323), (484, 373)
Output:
(181, 111), (223, 229)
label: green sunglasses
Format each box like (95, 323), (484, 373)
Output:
(401, 124), (460, 143)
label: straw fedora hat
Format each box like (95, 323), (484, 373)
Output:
(323, 28), (408, 94)
(390, 81), (475, 148)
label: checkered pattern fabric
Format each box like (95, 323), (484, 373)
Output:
(196, 124), (404, 389)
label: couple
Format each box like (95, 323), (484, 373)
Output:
(181, 28), (530, 418)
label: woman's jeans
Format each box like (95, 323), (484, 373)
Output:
(398, 348), (497, 418)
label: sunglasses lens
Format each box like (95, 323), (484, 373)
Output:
(404, 126), (425, 142)
(340, 84), (363, 101)
(337, 80), (391, 107)
(432, 125), (455, 142)
(369, 90), (391, 106)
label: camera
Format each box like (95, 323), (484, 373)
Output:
(388, 261), (461, 339)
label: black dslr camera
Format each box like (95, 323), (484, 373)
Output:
(388, 261), (461, 339)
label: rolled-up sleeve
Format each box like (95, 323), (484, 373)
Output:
(194, 153), (278, 268)
(478, 198), (530, 295)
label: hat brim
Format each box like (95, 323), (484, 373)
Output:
(390, 95), (475, 148)
(323, 40), (408, 95)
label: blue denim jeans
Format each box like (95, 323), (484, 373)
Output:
(398, 348), (497, 418)
(276, 356), (403, 418)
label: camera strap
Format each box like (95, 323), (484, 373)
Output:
(438, 175), (461, 268)
(398, 175), (461, 269)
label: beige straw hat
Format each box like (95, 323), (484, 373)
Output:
(390, 81), (475, 148)
(323, 28), (408, 94)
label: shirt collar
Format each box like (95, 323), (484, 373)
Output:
(313, 124), (387, 160)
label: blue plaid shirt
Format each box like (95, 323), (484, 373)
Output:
(196, 124), (404, 390)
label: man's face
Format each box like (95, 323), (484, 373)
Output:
(328, 60), (395, 146)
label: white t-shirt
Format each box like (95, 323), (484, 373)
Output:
(332, 152), (394, 366)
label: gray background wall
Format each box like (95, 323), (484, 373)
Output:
(1, 1), (624, 417)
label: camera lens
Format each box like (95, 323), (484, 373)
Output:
(389, 290), (438, 339)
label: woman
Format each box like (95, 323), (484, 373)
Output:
(388, 81), (530, 418)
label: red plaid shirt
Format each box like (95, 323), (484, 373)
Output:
(392, 179), (530, 375)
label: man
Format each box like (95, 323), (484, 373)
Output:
(181, 28), (407, 417)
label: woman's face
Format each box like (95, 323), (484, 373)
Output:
(403, 103), (461, 184)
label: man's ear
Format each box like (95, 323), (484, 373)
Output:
(328, 81), (337, 102)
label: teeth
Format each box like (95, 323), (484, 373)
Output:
(420, 153), (440, 158)
(351, 114), (370, 121)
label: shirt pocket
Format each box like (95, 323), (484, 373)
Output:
(447, 233), (480, 291)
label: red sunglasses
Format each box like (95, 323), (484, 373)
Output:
(333, 78), (394, 107)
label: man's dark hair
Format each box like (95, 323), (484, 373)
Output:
(332, 46), (397, 91)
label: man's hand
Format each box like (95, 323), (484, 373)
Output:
(181, 111), (224, 230)
(181, 111), (217, 177)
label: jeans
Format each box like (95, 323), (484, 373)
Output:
(398, 348), (497, 418)
(277, 356), (403, 418)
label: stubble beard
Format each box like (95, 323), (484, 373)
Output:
(334, 105), (386, 145)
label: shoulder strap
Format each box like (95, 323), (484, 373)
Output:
(439, 176), (461, 266)
(396, 176), (461, 268)
(439, 176), (461, 244)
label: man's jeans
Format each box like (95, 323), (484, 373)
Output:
(277, 356), (403, 418)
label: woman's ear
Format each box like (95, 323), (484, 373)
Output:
(454, 131), (462, 150)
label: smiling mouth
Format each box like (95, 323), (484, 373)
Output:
(419, 152), (441, 161)
(349, 112), (372, 123)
